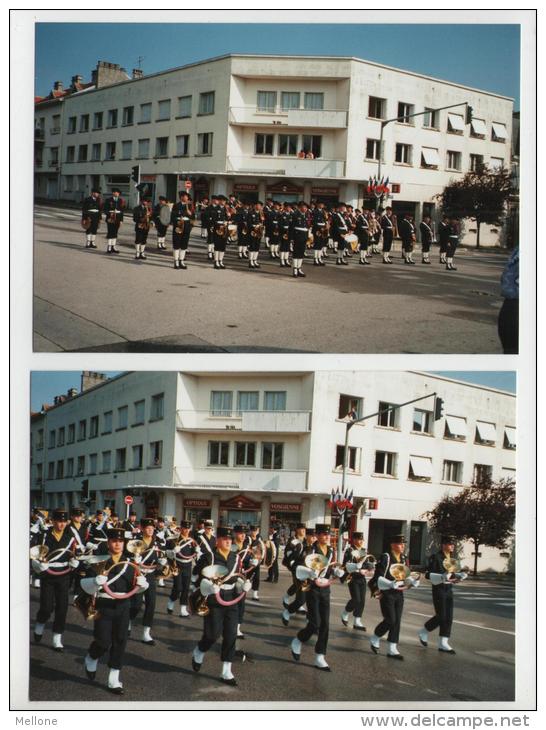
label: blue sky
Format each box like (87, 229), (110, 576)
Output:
(35, 23), (520, 108)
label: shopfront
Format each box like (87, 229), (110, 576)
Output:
(183, 497), (212, 524)
(311, 186), (339, 207)
(233, 183), (259, 203)
(269, 501), (303, 534)
(266, 181), (304, 204)
(219, 494), (261, 528)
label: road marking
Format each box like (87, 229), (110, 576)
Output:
(496, 602), (515, 607)
(409, 611), (515, 635)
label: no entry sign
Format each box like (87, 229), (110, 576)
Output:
(124, 495), (134, 505)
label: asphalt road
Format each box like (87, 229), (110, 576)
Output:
(33, 205), (508, 353)
(27, 571), (515, 707)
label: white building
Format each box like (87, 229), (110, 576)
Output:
(35, 54), (513, 246)
(30, 370), (516, 571)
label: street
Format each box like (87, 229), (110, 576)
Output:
(27, 571), (515, 705)
(33, 205), (508, 353)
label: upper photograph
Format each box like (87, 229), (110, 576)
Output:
(33, 21), (521, 353)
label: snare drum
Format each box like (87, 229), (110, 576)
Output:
(344, 233), (359, 251)
(227, 223), (238, 240)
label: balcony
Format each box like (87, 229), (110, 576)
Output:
(176, 409), (310, 433)
(34, 127), (45, 141)
(226, 156), (345, 178)
(174, 466), (307, 492)
(229, 106), (348, 129)
(48, 160), (59, 168)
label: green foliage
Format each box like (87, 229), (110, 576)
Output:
(436, 166), (512, 226)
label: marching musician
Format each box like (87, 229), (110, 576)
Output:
(81, 188), (102, 249)
(278, 202), (292, 268)
(340, 531), (372, 630)
(197, 196), (210, 240)
(67, 506), (88, 600)
(190, 526), (251, 686)
(369, 533), (419, 660)
(419, 214), (434, 264)
(369, 209), (382, 254)
(231, 525), (256, 638)
(197, 519), (216, 559)
(32, 509), (80, 651)
(166, 519), (197, 617)
(289, 524), (344, 671)
(121, 510), (141, 540)
(234, 200), (250, 260)
(281, 523), (311, 625)
(289, 200), (309, 278)
(418, 535), (467, 654)
(210, 195), (230, 270)
(331, 203), (350, 266)
(86, 509), (112, 551)
(205, 194), (220, 261)
(103, 188), (124, 254)
(153, 196), (170, 251)
(248, 525), (265, 601)
(446, 216), (460, 271)
(132, 196), (153, 260)
(380, 207), (395, 264)
(247, 201), (265, 269)
(311, 201), (328, 266)
(438, 213), (450, 264)
(356, 210), (371, 265)
(81, 527), (148, 694)
(266, 201), (282, 260)
(399, 212), (417, 265)
(170, 191), (194, 270)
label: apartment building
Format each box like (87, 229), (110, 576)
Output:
(30, 370), (516, 570)
(35, 54), (513, 246)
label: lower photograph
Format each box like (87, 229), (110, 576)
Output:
(28, 368), (516, 705)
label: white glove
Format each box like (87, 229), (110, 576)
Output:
(346, 562), (359, 573)
(200, 578), (220, 597)
(250, 558), (260, 566)
(133, 554), (142, 564)
(333, 567), (345, 578)
(158, 557), (168, 566)
(455, 572), (468, 581)
(95, 574), (107, 586)
(31, 559), (48, 573)
(393, 580), (406, 590)
(296, 565), (318, 581)
(69, 558), (80, 569)
(405, 576), (420, 588)
(377, 575), (396, 591)
(85, 542), (97, 551)
(124, 531), (132, 539)
(165, 550), (175, 560)
(429, 572), (445, 586)
(243, 580), (252, 592)
(136, 575), (149, 589)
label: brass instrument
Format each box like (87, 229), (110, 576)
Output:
(262, 539), (277, 569)
(174, 218), (186, 235)
(30, 545), (75, 566)
(442, 557), (461, 574)
(251, 223), (264, 239)
(73, 556), (110, 620)
(347, 549), (376, 584)
(306, 230), (314, 248)
(297, 553), (339, 592)
(126, 539), (147, 556)
(81, 217), (92, 231)
(215, 223), (227, 237)
(188, 564), (243, 617)
(138, 207), (152, 231)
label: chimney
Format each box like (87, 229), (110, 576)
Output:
(53, 81), (63, 92)
(71, 74), (83, 87)
(132, 68), (144, 80)
(92, 60), (130, 89)
(81, 371), (108, 392)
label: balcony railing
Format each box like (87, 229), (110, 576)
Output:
(176, 409), (310, 433)
(226, 156), (345, 178)
(229, 106), (348, 129)
(48, 160), (59, 167)
(173, 466), (307, 492)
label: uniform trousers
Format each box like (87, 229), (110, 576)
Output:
(297, 586), (330, 655)
(106, 221), (121, 238)
(424, 585), (454, 637)
(129, 573), (156, 627)
(237, 595), (246, 624)
(36, 573), (70, 633)
(197, 602), (238, 662)
(292, 231), (307, 259)
(421, 238), (432, 253)
(344, 577), (366, 617)
(213, 232), (228, 252)
(251, 566), (260, 591)
(287, 582), (306, 614)
(374, 589), (404, 643)
(313, 230), (326, 250)
(85, 217), (100, 235)
(248, 232), (261, 253)
(335, 233), (347, 253)
(382, 230), (394, 252)
(155, 222), (168, 238)
(498, 298), (519, 354)
(358, 231), (369, 251)
(401, 238), (414, 253)
(89, 598), (130, 670)
(169, 565), (192, 604)
(280, 233), (291, 253)
(172, 226), (191, 250)
(269, 229), (281, 247)
(267, 557), (279, 582)
(439, 238), (448, 255)
(446, 238), (458, 258)
(135, 228), (149, 245)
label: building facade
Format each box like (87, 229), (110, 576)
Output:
(35, 54), (513, 246)
(30, 370), (516, 571)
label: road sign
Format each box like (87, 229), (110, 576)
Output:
(124, 495), (134, 505)
(184, 180), (192, 191)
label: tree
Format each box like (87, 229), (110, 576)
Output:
(424, 477), (515, 575)
(436, 165), (512, 248)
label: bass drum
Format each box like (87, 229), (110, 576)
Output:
(344, 233), (359, 251)
(159, 204), (172, 226)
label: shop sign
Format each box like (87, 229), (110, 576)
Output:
(267, 181), (303, 195)
(220, 495), (261, 510)
(234, 183), (258, 192)
(311, 187), (338, 196)
(270, 502), (302, 512)
(141, 174), (157, 182)
(184, 498), (211, 508)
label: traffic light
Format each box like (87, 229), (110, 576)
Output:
(434, 396), (444, 421)
(131, 165), (140, 185)
(465, 105), (473, 125)
(81, 479), (89, 499)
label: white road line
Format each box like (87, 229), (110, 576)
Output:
(496, 602), (516, 607)
(458, 596), (509, 601)
(409, 611), (515, 635)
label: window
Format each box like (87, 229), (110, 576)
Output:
(101, 451), (111, 473)
(281, 92), (300, 111)
(475, 421), (497, 445)
(66, 458), (74, 477)
(36, 463), (43, 484)
(237, 391), (259, 413)
(89, 415), (99, 438)
(68, 116), (77, 133)
(368, 96), (386, 120)
(48, 462), (55, 479)
(48, 429), (56, 448)
(175, 135), (189, 156)
(89, 453), (97, 475)
(397, 102), (414, 124)
(50, 148), (59, 165)
(209, 441), (229, 466)
(421, 147), (440, 169)
(503, 427), (516, 450)
(138, 138), (150, 159)
(447, 150), (462, 171)
(412, 409), (432, 434)
(150, 440), (163, 466)
(80, 114), (89, 132)
(77, 455), (85, 476)
(91, 143), (101, 161)
(335, 445), (359, 472)
(236, 442), (256, 467)
(443, 460), (463, 483)
(107, 109), (118, 127)
(121, 140), (132, 160)
(255, 133), (274, 155)
(115, 448), (126, 471)
(366, 139), (382, 161)
(470, 118), (487, 138)
(93, 112), (103, 129)
(132, 444), (143, 469)
(489, 157), (504, 170)
(395, 143), (412, 165)
(338, 395), (363, 420)
(444, 415), (467, 440)
(103, 411), (112, 434)
(134, 400), (145, 424)
(304, 92), (324, 110)
(67, 424), (75, 444)
(105, 142), (116, 160)
(408, 455), (433, 481)
(117, 405), (128, 429)
(150, 393), (164, 420)
(198, 91), (215, 115)
(473, 463), (493, 484)
(140, 103), (152, 124)
(278, 134), (298, 156)
(377, 401), (398, 428)
(66, 146), (75, 163)
(374, 451), (397, 477)
(262, 442), (284, 469)
(178, 95), (192, 118)
(157, 99), (171, 121)
(210, 391), (233, 416)
(257, 91), (277, 112)
(447, 113), (464, 134)
(470, 154), (484, 172)
(78, 419), (86, 440)
(122, 106), (134, 125)
(264, 391), (286, 411)
(155, 137), (168, 157)
(423, 108), (439, 129)
(491, 122), (507, 142)
(302, 134), (322, 158)
(64, 175), (73, 191)
(197, 133), (213, 155)
(37, 429), (44, 449)
(52, 114), (61, 133)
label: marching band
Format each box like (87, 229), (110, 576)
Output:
(30, 509), (470, 693)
